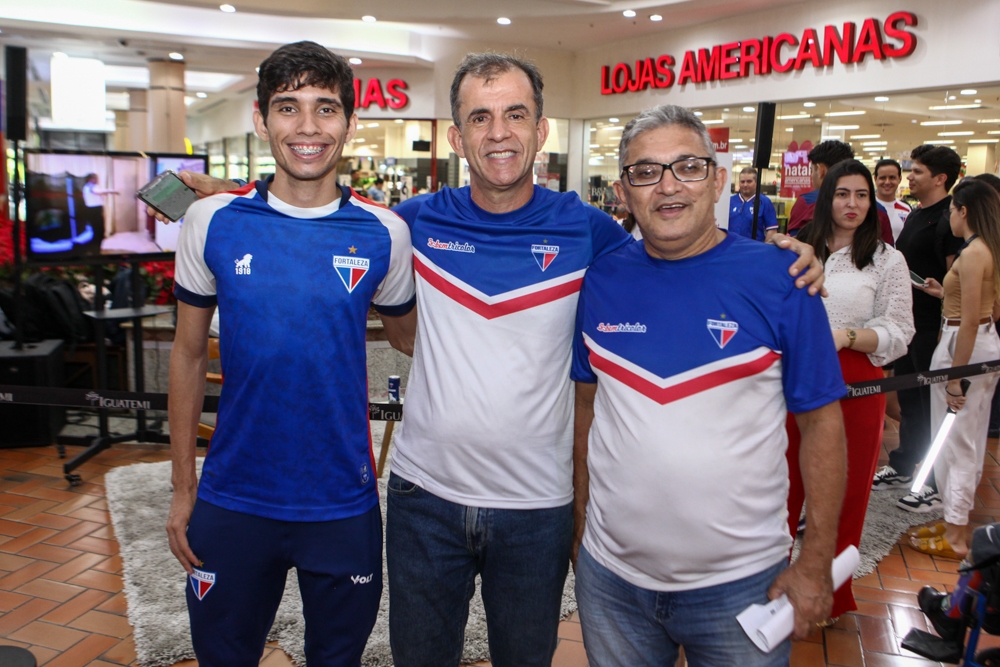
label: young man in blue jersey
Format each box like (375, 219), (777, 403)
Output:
(166, 41), (416, 666)
(571, 105), (847, 666)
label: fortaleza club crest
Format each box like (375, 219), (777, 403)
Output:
(190, 568), (216, 601)
(333, 254), (370, 293)
(531, 244), (559, 271)
(707, 319), (738, 349)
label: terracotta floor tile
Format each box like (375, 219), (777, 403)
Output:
(47, 495), (102, 517)
(888, 603), (928, 638)
(856, 615), (898, 654)
(551, 638), (588, 667)
(83, 661), (123, 667)
(19, 542), (83, 564)
(9, 619), (88, 650)
(260, 650), (297, 667)
(862, 650), (941, 666)
(0, 450), (46, 462)
(65, 536), (119, 557)
(875, 554), (910, 580)
(0, 596), (59, 635)
(0, 527), (59, 554)
(41, 589), (112, 625)
(67, 508), (111, 524)
(67, 610), (133, 639)
(88, 498), (109, 511)
(881, 576), (929, 594)
(27, 512), (83, 531)
(42, 633), (119, 667)
(45, 552), (110, 583)
(67, 569), (123, 593)
(1, 500), (59, 522)
(558, 620), (583, 641)
(908, 569), (959, 586)
(0, 493), (45, 509)
(833, 614), (858, 631)
(43, 521), (103, 547)
(95, 591), (127, 616)
(900, 547), (936, 571)
(87, 525), (116, 541)
(27, 645), (61, 666)
(790, 640), (826, 667)
(99, 635), (137, 665)
(853, 600), (891, 619)
(0, 588), (31, 611)
(93, 554), (122, 574)
(854, 571), (881, 588)
(0, 518), (37, 537)
(825, 628), (864, 667)
(69, 483), (105, 498)
(5, 475), (54, 495)
(853, 588), (921, 607)
(0, 559), (59, 590)
(0, 552), (35, 572)
(23, 486), (81, 503)
(934, 558), (961, 574)
(14, 577), (86, 602)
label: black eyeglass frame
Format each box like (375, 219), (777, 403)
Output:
(620, 157), (717, 186)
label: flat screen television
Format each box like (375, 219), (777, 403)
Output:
(24, 149), (207, 265)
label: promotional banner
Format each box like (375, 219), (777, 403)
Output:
(780, 140), (813, 198)
(709, 128), (733, 229)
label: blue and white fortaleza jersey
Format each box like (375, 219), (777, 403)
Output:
(390, 186), (631, 509)
(572, 234), (846, 591)
(174, 180), (415, 522)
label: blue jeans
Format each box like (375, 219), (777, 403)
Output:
(385, 472), (573, 667)
(576, 545), (791, 667)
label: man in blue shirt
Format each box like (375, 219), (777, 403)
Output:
(727, 166), (777, 241)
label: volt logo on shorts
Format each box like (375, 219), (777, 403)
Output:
(707, 319), (739, 349)
(531, 244), (559, 271)
(334, 255), (370, 293)
(351, 573), (374, 584)
(190, 568), (216, 600)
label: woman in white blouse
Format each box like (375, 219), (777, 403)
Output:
(786, 160), (915, 621)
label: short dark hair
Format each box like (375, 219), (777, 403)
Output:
(910, 144), (963, 191)
(374, 178), (384, 185)
(874, 159), (902, 179)
(256, 41), (355, 122)
(972, 173), (1000, 195)
(807, 140), (855, 168)
(450, 53), (544, 127)
(799, 160), (883, 270)
(739, 166), (757, 178)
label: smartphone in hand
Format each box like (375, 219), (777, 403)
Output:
(138, 170), (199, 222)
(909, 270), (928, 288)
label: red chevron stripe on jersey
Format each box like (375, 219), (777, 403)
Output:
(414, 252), (584, 320)
(585, 335), (781, 405)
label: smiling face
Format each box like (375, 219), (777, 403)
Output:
(831, 174), (871, 238)
(874, 164), (901, 201)
(447, 68), (549, 212)
(253, 83), (357, 190)
(739, 172), (756, 199)
(613, 124), (726, 260)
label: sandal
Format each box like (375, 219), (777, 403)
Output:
(908, 522), (945, 539)
(909, 534), (965, 560)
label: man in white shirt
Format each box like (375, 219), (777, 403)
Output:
(874, 159), (912, 242)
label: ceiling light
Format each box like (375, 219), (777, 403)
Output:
(969, 139), (999, 143)
(920, 120), (963, 126)
(608, 117), (619, 123)
(861, 141), (887, 146)
(623, 9), (636, 17)
(605, 125), (623, 131)
(988, 131), (1000, 135)
(785, 128), (793, 132)
(255, 67), (260, 73)
(928, 104), (982, 110)
(367, 123), (380, 128)
(590, 144), (599, 148)
(349, 57), (363, 65)
(777, 113), (809, 120)
(702, 120), (724, 125)
(803, 102), (816, 107)
(975, 99), (982, 103)
(219, 3), (235, 11)
(874, 96), (889, 102)
(821, 136), (842, 141)
(977, 119), (1000, 124)
(354, 138), (365, 143)
(370, 144), (379, 149)
(864, 148), (883, 152)
(497, 17), (511, 25)
(589, 127), (596, 132)
(961, 89), (978, 95)
(824, 111), (866, 117)
(362, 15), (377, 22)
(742, 107), (755, 113)
(828, 125), (859, 130)
(925, 139), (953, 144)
(650, 14), (662, 21)
(168, 52), (184, 61)
(395, 119), (404, 124)
(938, 131), (974, 136)
(851, 134), (881, 139)
(949, 95), (956, 100)
(694, 111), (703, 116)
(196, 92), (207, 98)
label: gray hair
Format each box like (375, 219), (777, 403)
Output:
(450, 53), (544, 127)
(739, 166), (757, 178)
(618, 105), (715, 172)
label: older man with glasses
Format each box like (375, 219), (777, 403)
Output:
(571, 104), (848, 666)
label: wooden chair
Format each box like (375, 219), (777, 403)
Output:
(197, 338), (222, 444)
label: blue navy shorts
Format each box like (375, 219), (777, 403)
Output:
(185, 498), (382, 666)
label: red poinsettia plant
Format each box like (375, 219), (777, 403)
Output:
(140, 261), (177, 305)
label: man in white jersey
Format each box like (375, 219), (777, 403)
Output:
(874, 158), (912, 242)
(572, 105), (847, 666)
(158, 54), (827, 667)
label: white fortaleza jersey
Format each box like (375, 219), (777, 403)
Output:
(389, 187), (631, 509)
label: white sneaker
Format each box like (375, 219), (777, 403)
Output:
(872, 465), (912, 490)
(897, 486), (942, 513)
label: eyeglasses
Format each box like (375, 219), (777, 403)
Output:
(621, 157), (715, 186)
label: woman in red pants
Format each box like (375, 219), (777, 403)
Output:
(787, 159), (915, 622)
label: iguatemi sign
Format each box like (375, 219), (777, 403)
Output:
(599, 12), (917, 95)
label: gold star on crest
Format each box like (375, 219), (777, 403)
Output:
(348, 246), (357, 254)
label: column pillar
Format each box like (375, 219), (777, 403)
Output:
(126, 89), (148, 152)
(147, 60), (186, 153)
(966, 144), (998, 177)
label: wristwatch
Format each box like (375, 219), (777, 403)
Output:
(846, 329), (857, 349)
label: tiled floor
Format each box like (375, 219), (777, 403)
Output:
(1, 426), (999, 666)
